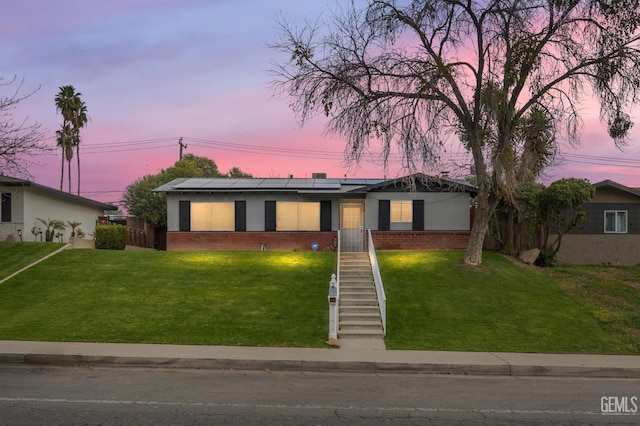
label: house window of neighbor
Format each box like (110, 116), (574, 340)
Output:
(604, 210), (627, 233)
(277, 202), (320, 231)
(1, 193), (10, 223)
(191, 202), (235, 231)
(391, 200), (412, 223)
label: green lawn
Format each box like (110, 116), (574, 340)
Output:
(0, 248), (335, 347)
(0, 243), (637, 354)
(379, 251), (639, 354)
(0, 242), (65, 279)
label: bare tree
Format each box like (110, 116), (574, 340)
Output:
(271, 0), (640, 265)
(0, 76), (48, 177)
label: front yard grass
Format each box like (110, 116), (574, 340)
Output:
(0, 242), (64, 280)
(0, 243), (637, 354)
(379, 251), (639, 354)
(0, 249), (335, 348)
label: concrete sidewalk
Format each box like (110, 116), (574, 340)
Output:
(1, 340), (639, 378)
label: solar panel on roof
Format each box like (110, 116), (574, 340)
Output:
(172, 179), (213, 189)
(230, 179), (260, 188)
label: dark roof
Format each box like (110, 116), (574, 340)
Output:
(0, 176), (117, 210)
(593, 180), (640, 198)
(154, 174), (477, 195)
(364, 173), (477, 194)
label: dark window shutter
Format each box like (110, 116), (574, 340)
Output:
(235, 201), (247, 231)
(378, 200), (390, 231)
(178, 201), (190, 231)
(265, 200), (276, 231)
(320, 200), (332, 231)
(1, 193), (11, 223)
(413, 199), (424, 231)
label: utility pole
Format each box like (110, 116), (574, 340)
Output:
(178, 137), (187, 160)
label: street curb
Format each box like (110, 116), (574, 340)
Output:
(2, 352), (639, 378)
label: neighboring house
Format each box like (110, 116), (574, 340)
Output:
(555, 180), (640, 265)
(0, 176), (116, 242)
(154, 174), (476, 252)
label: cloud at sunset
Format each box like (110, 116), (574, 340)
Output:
(2, 0), (640, 208)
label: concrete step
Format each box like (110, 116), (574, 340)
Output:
(340, 270), (372, 274)
(340, 305), (380, 314)
(340, 278), (374, 284)
(340, 298), (379, 307)
(340, 292), (376, 300)
(338, 328), (384, 338)
(340, 320), (382, 328)
(340, 312), (381, 321)
(338, 286), (375, 293)
(340, 275), (373, 280)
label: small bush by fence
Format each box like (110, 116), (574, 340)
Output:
(95, 225), (127, 250)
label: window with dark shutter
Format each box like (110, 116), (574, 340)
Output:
(235, 201), (247, 231)
(378, 199), (390, 231)
(320, 200), (332, 231)
(1, 193), (11, 223)
(265, 200), (276, 231)
(412, 199), (424, 231)
(178, 201), (190, 231)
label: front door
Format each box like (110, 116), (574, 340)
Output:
(340, 203), (364, 252)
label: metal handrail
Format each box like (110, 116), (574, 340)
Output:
(328, 231), (341, 340)
(336, 230), (341, 302)
(367, 230), (386, 335)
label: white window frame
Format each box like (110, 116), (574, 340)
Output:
(390, 200), (413, 223)
(191, 202), (235, 231)
(276, 202), (320, 231)
(604, 210), (627, 233)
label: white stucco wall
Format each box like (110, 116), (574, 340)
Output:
(0, 186), (105, 242)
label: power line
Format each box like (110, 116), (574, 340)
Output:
(39, 134), (640, 168)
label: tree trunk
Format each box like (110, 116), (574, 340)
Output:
(68, 159), (72, 193)
(60, 147), (64, 191)
(464, 135), (499, 265)
(465, 194), (498, 265)
(505, 208), (515, 254)
(76, 145), (80, 196)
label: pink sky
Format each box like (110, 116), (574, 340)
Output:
(2, 0), (639, 206)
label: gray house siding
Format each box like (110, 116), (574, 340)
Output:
(569, 203), (640, 234)
(365, 192), (470, 231)
(555, 180), (640, 265)
(158, 176), (474, 251)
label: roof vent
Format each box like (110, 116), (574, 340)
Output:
(312, 172), (327, 179)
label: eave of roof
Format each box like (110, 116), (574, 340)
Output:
(593, 179), (640, 198)
(0, 176), (117, 210)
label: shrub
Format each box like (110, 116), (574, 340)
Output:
(94, 225), (127, 250)
(535, 246), (557, 267)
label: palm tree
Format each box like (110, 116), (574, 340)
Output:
(73, 100), (88, 196)
(55, 85), (88, 195)
(55, 123), (78, 193)
(66, 220), (82, 238)
(36, 218), (66, 242)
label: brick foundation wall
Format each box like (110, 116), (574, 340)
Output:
(167, 231), (337, 251)
(167, 230), (469, 251)
(369, 231), (470, 250)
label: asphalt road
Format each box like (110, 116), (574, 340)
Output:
(1, 364), (638, 425)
